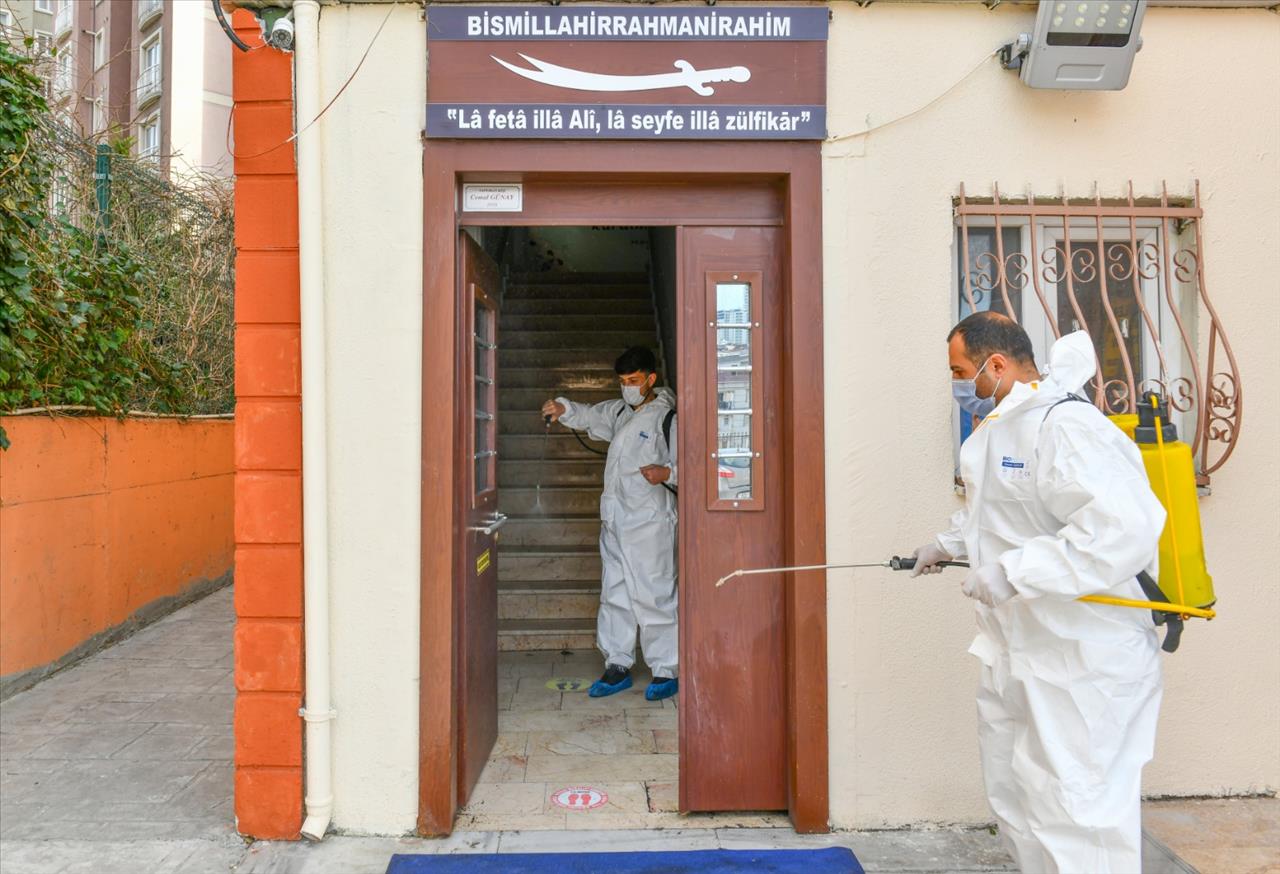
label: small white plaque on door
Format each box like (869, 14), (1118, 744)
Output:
(462, 183), (523, 213)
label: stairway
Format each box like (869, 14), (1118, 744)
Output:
(496, 272), (660, 652)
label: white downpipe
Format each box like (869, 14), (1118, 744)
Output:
(293, 0), (334, 843)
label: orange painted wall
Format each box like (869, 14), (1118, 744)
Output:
(229, 8), (306, 841)
(0, 416), (233, 679)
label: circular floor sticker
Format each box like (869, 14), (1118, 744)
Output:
(546, 677), (589, 692)
(550, 786), (608, 811)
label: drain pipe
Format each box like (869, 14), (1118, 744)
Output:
(292, 0), (335, 843)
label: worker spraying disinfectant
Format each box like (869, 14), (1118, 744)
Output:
(720, 314), (1216, 874)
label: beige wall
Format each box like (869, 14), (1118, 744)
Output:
(822, 2), (1280, 828)
(312, 1), (1280, 833)
(317, 3), (426, 835)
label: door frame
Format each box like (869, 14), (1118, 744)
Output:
(419, 140), (828, 835)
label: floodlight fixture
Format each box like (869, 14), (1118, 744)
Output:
(1000, 1), (1148, 90)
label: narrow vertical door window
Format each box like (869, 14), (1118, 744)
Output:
(473, 293), (497, 500)
(708, 272), (763, 510)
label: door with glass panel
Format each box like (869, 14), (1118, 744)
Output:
(678, 226), (786, 811)
(457, 232), (502, 807)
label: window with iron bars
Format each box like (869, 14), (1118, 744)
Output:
(953, 182), (1241, 485)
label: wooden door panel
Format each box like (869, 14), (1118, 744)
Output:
(457, 232), (501, 808)
(679, 226), (787, 811)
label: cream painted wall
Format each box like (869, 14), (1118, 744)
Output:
(311, 0), (1279, 835)
(822, 2), (1280, 828)
(317, 3), (425, 835)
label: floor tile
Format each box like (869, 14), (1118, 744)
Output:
(526, 728), (656, 756)
(525, 752), (678, 784)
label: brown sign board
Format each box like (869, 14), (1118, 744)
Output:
(425, 5), (828, 140)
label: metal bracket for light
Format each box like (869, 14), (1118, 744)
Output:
(1000, 1), (1147, 90)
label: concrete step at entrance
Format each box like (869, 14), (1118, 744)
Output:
(500, 367), (618, 390)
(499, 547), (602, 581)
(500, 433), (608, 460)
(500, 487), (600, 515)
(501, 515), (602, 547)
(502, 330), (657, 350)
(500, 314), (657, 332)
(499, 349), (623, 369)
(503, 298), (653, 316)
(499, 459), (604, 487)
(500, 387), (617, 410)
(498, 580), (601, 622)
(498, 618), (597, 652)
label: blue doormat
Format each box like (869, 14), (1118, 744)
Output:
(387, 847), (862, 873)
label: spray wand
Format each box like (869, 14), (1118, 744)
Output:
(714, 556), (1216, 623)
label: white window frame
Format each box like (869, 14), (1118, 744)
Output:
(0, 10), (14, 30)
(35, 0), (54, 13)
(92, 28), (105, 69)
(138, 112), (161, 161)
(138, 31), (162, 104)
(34, 29), (53, 55)
(55, 45), (74, 94)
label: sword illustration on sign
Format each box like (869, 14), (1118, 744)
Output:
(492, 53), (751, 96)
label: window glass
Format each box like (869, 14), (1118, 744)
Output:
(473, 300), (496, 496)
(715, 281), (754, 502)
(1055, 241), (1143, 408)
(958, 226), (1023, 321)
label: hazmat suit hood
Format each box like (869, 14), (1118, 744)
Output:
(1042, 330), (1097, 394)
(650, 385), (676, 409)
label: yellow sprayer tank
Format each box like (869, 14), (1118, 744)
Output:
(1113, 394), (1216, 611)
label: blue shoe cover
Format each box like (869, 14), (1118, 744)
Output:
(588, 674), (633, 698)
(645, 677), (678, 701)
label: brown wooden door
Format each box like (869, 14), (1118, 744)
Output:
(678, 226), (787, 811)
(457, 232), (503, 807)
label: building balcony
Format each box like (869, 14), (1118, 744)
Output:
(54, 3), (73, 38)
(137, 65), (161, 108)
(138, 0), (163, 29)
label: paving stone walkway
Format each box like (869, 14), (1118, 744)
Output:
(1, 587), (1267, 873)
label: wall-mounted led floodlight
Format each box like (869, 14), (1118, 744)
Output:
(1000, 1), (1148, 90)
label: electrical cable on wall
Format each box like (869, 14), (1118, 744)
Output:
(826, 48), (998, 144)
(224, 2), (397, 162)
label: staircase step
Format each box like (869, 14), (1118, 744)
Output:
(499, 459), (603, 487)
(501, 330), (658, 350)
(500, 368), (619, 390)
(499, 349), (624, 369)
(503, 298), (653, 316)
(500, 314), (657, 332)
(500, 387), (618, 410)
(499, 433), (608, 460)
(498, 618), (597, 653)
(501, 515), (602, 547)
(499, 547), (602, 581)
(499, 583), (600, 622)
(501, 487), (600, 515)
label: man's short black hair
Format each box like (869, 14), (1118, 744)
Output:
(614, 346), (658, 376)
(947, 312), (1036, 366)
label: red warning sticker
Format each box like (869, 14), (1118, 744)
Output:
(550, 786), (608, 811)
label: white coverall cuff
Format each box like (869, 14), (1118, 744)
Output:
(934, 533), (965, 561)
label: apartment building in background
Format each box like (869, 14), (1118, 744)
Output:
(0, 0), (55, 56)
(26, 0), (234, 178)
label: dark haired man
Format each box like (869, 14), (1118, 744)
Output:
(541, 347), (679, 701)
(911, 312), (1166, 873)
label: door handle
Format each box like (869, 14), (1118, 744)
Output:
(469, 512), (508, 535)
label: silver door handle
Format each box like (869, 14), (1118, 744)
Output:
(469, 512), (508, 535)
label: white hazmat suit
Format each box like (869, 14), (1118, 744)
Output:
(935, 331), (1167, 873)
(557, 388), (678, 679)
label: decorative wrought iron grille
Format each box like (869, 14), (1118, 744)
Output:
(955, 182), (1241, 482)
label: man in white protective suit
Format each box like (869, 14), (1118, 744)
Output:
(541, 346), (679, 702)
(911, 312), (1167, 873)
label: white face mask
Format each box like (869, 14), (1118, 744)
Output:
(621, 384), (646, 407)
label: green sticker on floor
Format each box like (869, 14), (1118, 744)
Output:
(547, 677), (589, 692)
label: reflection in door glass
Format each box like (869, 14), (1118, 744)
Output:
(474, 301), (496, 495)
(715, 282), (753, 501)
